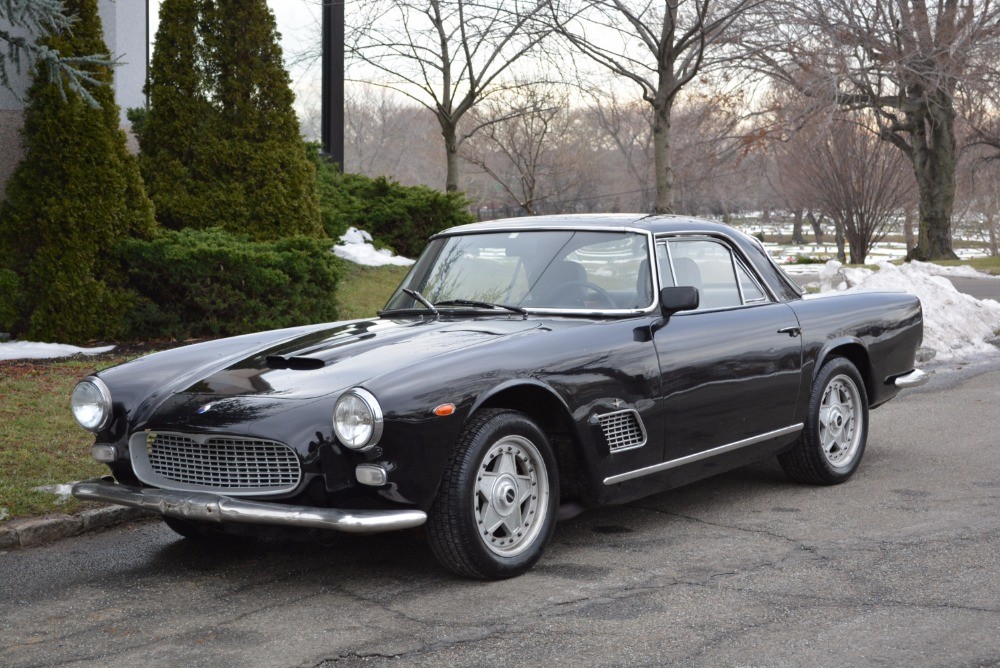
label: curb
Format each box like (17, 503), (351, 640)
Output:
(0, 506), (152, 550)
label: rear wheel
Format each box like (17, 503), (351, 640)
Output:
(428, 409), (558, 579)
(779, 357), (869, 485)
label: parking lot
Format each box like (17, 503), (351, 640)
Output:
(2, 363), (998, 667)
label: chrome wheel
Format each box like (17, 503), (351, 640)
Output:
(818, 374), (864, 468)
(474, 435), (549, 557)
(428, 409), (559, 579)
(777, 357), (869, 485)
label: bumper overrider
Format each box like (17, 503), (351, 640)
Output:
(893, 368), (929, 388)
(71, 477), (427, 534)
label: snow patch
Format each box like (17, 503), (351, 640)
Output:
(0, 341), (116, 362)
(32, 484), (75, 504)
(819, 260), (1000, 363)
(332, 227), (414, 267)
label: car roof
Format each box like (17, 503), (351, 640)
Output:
(437, 213), (753, 239)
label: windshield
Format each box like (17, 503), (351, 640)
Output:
(384, 229), (654, 313)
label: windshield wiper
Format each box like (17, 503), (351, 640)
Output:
(435, 299), (527, 316)
(402, 288), (439, 317)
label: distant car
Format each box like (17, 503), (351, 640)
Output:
(72, 214), (927, 579)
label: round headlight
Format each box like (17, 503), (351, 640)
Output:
(333, 388), (383, 451)
(71, 377), (112, 432)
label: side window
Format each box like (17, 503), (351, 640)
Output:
(656, 242), (675, 287)
(667, 239), (742, 310)
(735, 261), (767, 302)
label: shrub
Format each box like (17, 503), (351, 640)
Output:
(309, 145), (473, 258)
(117, 228), (339, 339)
(0, 268), (21, 331)
(139, 0), (322, 241)
(0, 0), (155, 343)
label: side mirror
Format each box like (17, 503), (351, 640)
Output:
(659, 286), (699, 317)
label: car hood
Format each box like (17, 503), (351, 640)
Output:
(174, 317), (544, 400)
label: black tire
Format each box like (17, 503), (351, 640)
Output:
(778, 357), (869, 485)
(427, 409), (559, 579)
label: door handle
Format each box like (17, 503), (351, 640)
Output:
(778, 326), (801, 337)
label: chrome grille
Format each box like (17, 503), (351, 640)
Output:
(598, 410), (647, 452)
(134, 432), (301, 494)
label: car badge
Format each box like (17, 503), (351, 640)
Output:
(612, 399), (624, 408)
(197, 402), (215, 414)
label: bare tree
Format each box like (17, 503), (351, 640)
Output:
(956, 149), (1000, 257)
(547, 0), (762, 214)
(743, 0), (1000, 260)
(346, 0), (551, 193)
(585, 90), (655, 210)
(792, 117), (914, 264)
(462, 85), (568, 214)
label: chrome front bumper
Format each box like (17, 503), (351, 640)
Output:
(893, 368), (930, 388)
(72, 478), (427, 534)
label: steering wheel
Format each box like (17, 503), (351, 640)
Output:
(541, 280), (617, 308)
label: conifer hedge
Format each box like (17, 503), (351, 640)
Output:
(0, 0), (155, 342)
(119, 228), (339, 340)
(309, 146), (474, 258)
(139, 0), (322, 241)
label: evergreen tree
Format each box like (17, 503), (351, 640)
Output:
(0, 0), (155, 342)
(136, 0), (212, 230)
(141, 0), (322, 240)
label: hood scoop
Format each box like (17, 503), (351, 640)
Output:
(265, 355), (325, 371)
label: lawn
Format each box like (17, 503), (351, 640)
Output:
(0, 262), (409, 522)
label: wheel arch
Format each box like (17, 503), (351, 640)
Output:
(471, 380), (585, 501)
(816, 339), (873, 402)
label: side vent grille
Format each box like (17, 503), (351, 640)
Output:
(597, 409), (647, 452)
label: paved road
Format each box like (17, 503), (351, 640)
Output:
(945, 276), (1000, 301)
(2, 365), (999, 668)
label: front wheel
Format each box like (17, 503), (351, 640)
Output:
(427, 409), (559, 579)
(778, 357), (869, 485)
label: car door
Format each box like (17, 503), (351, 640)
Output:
(652, 236), (804, 462)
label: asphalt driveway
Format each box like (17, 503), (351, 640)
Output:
(1, 362), (998, 667)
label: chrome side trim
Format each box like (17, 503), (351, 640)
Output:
(603, 424), (804, 485)
(892, 369), (929, 388)
(71, 478), (427, 534)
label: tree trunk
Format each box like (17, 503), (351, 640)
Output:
(652, 99), (674, 214)
(833, 216), (847, 263)
(907, 94), (959, 260)
(439, 116), (461, 193)
(807, 210), (824, 244)
(845, 214), (865, 265)
(791, 208), (804, 244)
(987, 212), (998, 257)
(903, 207), (915, 252)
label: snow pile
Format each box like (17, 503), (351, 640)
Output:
(819, 260), (1000, 363)
(0, 341), (115, 362)
(32, 483), (75, 504)
(333, 227), (414, 267)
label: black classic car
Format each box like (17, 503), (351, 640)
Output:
(72, 214), (927, 579)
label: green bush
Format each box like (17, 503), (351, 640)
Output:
(139, 0), (322, 241)
(0, 0), (155, 343)
(118, 228), (340, 339)
(308, 145), (473, 258)
(0, 268), (22, 331)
